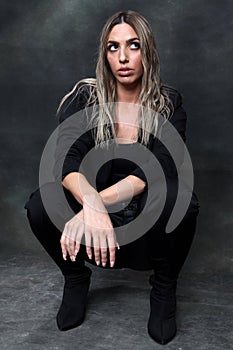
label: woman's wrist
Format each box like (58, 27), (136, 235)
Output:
(83, 191), (106, 212)
(99, 186), (119, 206)
(99, 178), (135, 207)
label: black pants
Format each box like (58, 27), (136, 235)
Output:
(24, 181), (199, 279)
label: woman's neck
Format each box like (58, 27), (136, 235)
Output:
(116, 82), (141, 104)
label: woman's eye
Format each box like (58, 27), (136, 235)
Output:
(107, 42), (140, 51)
(130, 42), (140, 49)
(107, 44), (118, 52)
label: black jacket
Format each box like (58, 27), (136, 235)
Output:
(55, 87), (187, 186)
(54, 83), (199, 229)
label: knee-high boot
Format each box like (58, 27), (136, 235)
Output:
(147, 201), (199, 344)
(56, 266), (92, 331)
(147, 257), (177, 345)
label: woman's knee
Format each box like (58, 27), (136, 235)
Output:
(24, 187), (47, 229)
(25, 182), (82, 232)
(25, 182), (62, 227)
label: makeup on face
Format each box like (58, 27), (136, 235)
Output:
(106, 23), (143, 87)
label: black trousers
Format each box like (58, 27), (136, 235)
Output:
(24, 181), (199, 279)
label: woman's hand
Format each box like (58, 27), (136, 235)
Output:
(60, 209), (85, 262)
(60, 192), (118, 267)
(82, 192), (118, 268)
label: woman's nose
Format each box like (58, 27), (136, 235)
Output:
(119, 47), (129, 63)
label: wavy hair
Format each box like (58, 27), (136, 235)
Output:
(57, 11), (172, 147)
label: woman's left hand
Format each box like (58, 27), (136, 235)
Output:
(60, 192), (119, 267)
(82, 192), (118, 267)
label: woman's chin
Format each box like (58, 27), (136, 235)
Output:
(116, 77), (142, 88)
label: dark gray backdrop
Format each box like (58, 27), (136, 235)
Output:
(0, 1), (232, 275)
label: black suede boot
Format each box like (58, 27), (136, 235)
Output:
(147, 273), (177, 345)
(56, 265), (92, 331)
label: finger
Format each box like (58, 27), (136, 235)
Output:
(60, 224), (70, 260)
(74, 242), (80, 258)
(64, 234), (72, 259)
(68, 223), (77, 261)
(60, 233), (67, 260)
(69, 239), (76, 262)
(100, 237), (108, 267)
(62, 221), (71, 251)
(63, 223), (73, 260)
(107, 232), (116, 268)
(93, 235), (100, 266)
(74, 226), (84, 257)
(85, 228), (93, 260)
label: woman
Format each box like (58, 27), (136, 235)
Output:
(25, 11), (200, 345)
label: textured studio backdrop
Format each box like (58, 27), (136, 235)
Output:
(0, 1), (232, 275)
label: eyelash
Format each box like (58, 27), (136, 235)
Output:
(107, 42), (140, 52)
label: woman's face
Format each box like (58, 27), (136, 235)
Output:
(106, 23), (143, 89)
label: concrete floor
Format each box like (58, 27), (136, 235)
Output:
(1, 170), (233, 349)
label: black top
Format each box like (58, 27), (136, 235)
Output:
(54, 83), (187, 191)
(54, 82), (200, 233)
(52, 82), (200, 270)
(110, 142), (138, 184)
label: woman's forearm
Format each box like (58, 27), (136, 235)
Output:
(99, 175), (146, 206)
(62, 172), (98, 205)
(62, 172), (146, 208)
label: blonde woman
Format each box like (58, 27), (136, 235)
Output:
(25, 11), (200, 345)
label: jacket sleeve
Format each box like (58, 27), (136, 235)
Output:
(53, 84), (95, 181)
(129, 89), (187, 186)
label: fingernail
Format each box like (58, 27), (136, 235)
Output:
(102, 262), (106, 267)
(110, 261), (114, 267)
(63, 254), (67, 261)
(117, 243), (120, 250)
(88, 254), (92, 260)
(96, 261), (100, 266)
(74, 250), (78, 256)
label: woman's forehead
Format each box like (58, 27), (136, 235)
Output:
(108, 23), (138, 41)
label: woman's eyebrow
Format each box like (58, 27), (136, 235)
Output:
(107, 37), (140, 44)
(127, 37), (140, 43)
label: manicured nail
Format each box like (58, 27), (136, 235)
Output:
(110, 261), (114, 267)
(88, 254), (92, 260)
(96, 261), (100, 266)
(116, 242), (120, 250)
(63, 254), (67, 261)
(74, 250), (78, 256)
(102, 262), (106, 267)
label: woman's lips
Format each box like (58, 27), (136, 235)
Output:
(117, 68), (133, 76)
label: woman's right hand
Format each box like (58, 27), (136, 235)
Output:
(60, 209), (85, 262)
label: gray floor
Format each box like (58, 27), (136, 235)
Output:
(1, 170), (233, 349)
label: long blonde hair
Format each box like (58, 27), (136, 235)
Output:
(57, 11), (172, 147)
